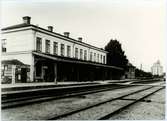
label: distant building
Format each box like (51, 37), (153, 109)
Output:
(151, 60), (163, 76)
(124, 63), (135, 79)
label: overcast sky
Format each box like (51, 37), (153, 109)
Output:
(1, 0), (166, 72)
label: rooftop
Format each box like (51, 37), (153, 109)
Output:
(2, 16), (107, 53)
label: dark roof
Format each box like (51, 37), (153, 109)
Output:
(32, 51), (123, 70)
(1, 23), (30, 30)
(1, 23), (107, 53)
(2, 59), (26, 65)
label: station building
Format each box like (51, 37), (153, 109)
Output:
(1, 16), (123, 84)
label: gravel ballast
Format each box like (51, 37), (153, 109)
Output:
(109, 88), (165, 120)
(2, 85), (151, 120)
(59, 86), (163, 120)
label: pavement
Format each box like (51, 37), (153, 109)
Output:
(1, 80), (117, 88)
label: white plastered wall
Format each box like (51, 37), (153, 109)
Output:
(2, 29), (35, 52)
(35, 31), (107, 64)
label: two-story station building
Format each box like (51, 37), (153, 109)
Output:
(1, 16), (123, 84)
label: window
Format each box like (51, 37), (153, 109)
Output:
(4, 65), (8, 71)
(80, 49), (83, 60)
(97, 54), (99, 62)
(67, 45), (71, 57)
(90, 52), (93, 61)
(103, 56), (105, 64)
(2, 39), (6, 52)
(84, 50), (87, 60)
(4, 65), (12, 71)
(53, 42), (58, 55)
(45, 40), (50, 53)
(94, 53), (96, 62)
(61, 44), (65, 56)
(75, 48), (78, 59)
(36, 37), (42, 52)
(101, 55), (103, 63)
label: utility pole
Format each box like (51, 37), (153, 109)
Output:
(140, 63), (142, 71)
(140, 63), (142, 78)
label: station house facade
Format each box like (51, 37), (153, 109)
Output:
(1, 16), (123, 84)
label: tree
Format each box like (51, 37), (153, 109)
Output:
(135, 68), (153, 79)
(105, 39), (128, 71)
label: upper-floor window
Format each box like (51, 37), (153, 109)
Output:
(53, 42), (58, 55)
(80, 49), (83, 60)
(84, 50), (87, 60)
(2, 39), (7, 52)
(4, 65), (8, 71)
(103, 56), (105, 64)
(90, 52), (93, 61)
(75, 48), (78, 59)
(97, 54), (99, 62)
(101, 55), (103, 63)
(67, 45), (71, 57)
(45, 40), (50, 53)
(36, 37), (42, 52)
(94, 53), (96, 62)
(61, 44), (65, 56)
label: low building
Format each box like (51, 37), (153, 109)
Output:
(1, 16), (123, 84)
(124, 63), (135, 79)
(1, 59), (30, 84)
(151, 60), (163, 76)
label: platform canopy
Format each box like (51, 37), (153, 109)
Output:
(32, 51), (123, 71)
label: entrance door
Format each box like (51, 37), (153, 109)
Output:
(21, 68), (27, 83)
(43, 68), (49, 82)
(43, 66), (54, 82)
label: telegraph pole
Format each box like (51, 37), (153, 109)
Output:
(140, 63), (143, 78)
(140, 63), (142, 71)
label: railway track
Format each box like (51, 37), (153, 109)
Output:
(47, 85), (164, 120)
(2, 79), (163, 109)
(98, 87), (163, 120)
(131, 79), (163, 84)
(2, 84), (134, 109)
(2, 79), (164, 120)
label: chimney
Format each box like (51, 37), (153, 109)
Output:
(23, 16), (31, 24)
(63, 32), (70, 37)
(78, 37), (82, 42)
(47, 26), (53, 32)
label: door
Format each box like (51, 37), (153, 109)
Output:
(21, 68), (27, 83)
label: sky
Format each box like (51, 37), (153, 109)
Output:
(1, 0), (166, 72)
